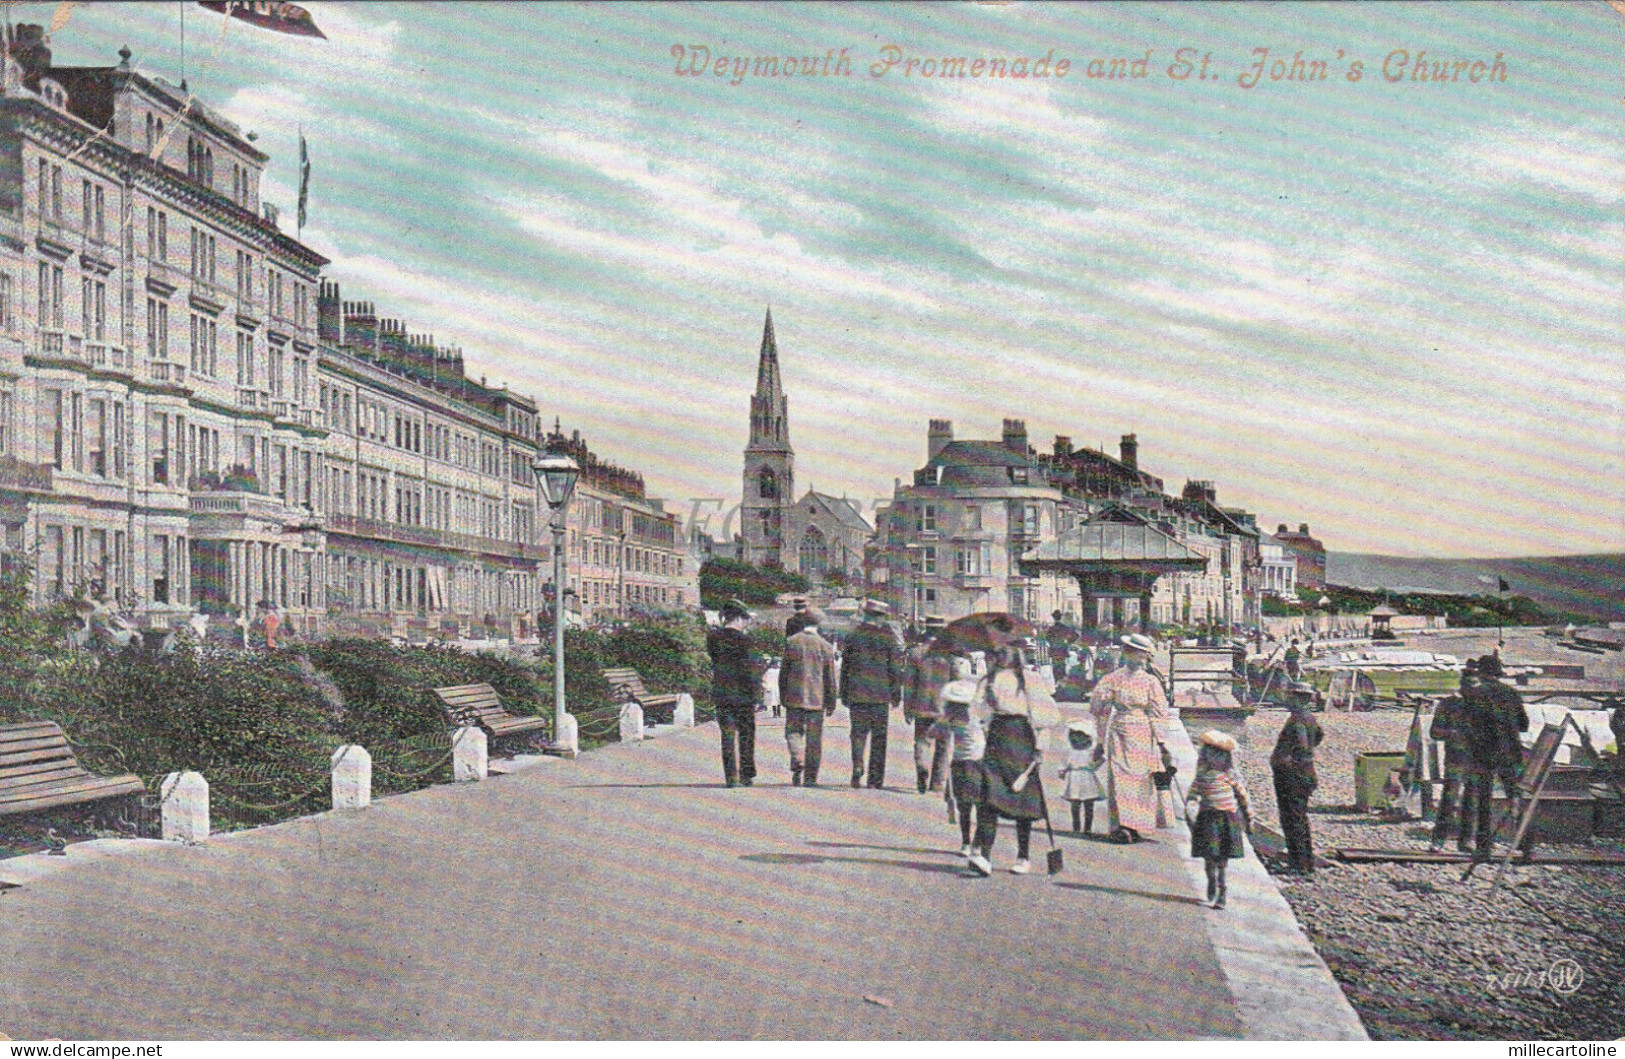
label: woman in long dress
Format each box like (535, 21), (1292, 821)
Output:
(1089, 633), (1171, 843)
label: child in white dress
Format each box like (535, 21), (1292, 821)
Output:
(1059, 720), (1105, 834)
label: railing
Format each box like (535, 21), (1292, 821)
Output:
(40, 328), (63, 355)
(150, 361), (186, 385)
(324, 513), (547, 561)
(298, 408), (319, 428)
(147, 259), (183, 289)
(80, 227), (114, 259)
(271, 399), (290, 419)
(0, 457), (52, 491)
(236, 388), (261, 410)
(38, 212), (80, 246)
(188, 490), (304, 522)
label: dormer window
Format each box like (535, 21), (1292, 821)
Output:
(1009, 466), (1029, 484)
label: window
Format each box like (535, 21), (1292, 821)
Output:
(1009, 466), (1029, 485)
(955, 546), (981, 576)
(38, 262), (63, 328)
(1022, 504), (1039, 536)
(69, 393), (81, 473)
(0, 390), (11, 456)
(81, 279), (105, 342)
(916, 503), (936, 533)
(921, 546), (937, 575)
(87, 399), (106, 477)
(964, 505), (981, 531)
(146, 298), (168, 358)
(153, 535), (170, 605)
(151, 412), (170, 485)
(0, 272), (12, 332)
(236, 331), (254, 386)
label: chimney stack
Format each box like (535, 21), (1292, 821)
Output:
(1277, 524), (1289, 536)
(1182, 479), (1216, 504)
(1002, 418), (1028, 455)
(927, 419), (953, 461)
(1053, 435), (1073, 457)
(1120, 433), (1138, 470)
(317, 279), (342, 346)
(1299, 523), (1310, 535)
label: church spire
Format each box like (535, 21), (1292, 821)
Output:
(756, 306), (782, 397)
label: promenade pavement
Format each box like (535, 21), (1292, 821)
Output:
(0, 706), (1346, 1040)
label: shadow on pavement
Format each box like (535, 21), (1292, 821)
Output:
(741, 851), (967, 876)
(807, 840), (959, 858)
(1054, 880), (1206, 906)
(562, 782), (734, 790)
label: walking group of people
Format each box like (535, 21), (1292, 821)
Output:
(707, 600), (1264, 903)
(1427, 653), (1529, 859)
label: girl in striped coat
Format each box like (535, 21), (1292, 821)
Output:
(1185, 730), (1252, 909)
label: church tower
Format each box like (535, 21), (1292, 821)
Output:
(741, 308), (794, 568)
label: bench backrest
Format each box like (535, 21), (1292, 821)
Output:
(433, 683), (509, 723)
(603, 667), (651, 700)
(1, 721), (86, 790)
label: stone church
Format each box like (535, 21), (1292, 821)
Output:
(740, 310), (871, 583)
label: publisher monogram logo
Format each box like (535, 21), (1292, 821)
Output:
(1488, 958), (1584, 997)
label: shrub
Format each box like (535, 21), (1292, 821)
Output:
(699, 558), (808, 608)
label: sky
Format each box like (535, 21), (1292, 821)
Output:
(42, 1), (1625, 558)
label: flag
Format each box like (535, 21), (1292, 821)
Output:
(198, 1), (326, 40)
(297, 133), (309, 230)
(1498, 577), (1510, 593)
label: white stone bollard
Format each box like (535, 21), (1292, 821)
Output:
(555, 712), (580, 756)
(673, 693), (696, 729)
(160, 771), (209, 843)
(619, 701), (645, 743)
(452, 726), (487, 782)
(331, 745), (372, 810)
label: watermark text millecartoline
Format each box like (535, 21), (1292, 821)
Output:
(671, 43), (1508, 88)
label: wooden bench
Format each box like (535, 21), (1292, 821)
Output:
(0, 721), (145, 817)
(431, 684), (550, 740)
(602, 667), (682, 725)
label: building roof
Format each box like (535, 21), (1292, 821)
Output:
(925, 440), (1038, 470)
(801, 490), (872, 533)
(1020, 519), (1209, 571)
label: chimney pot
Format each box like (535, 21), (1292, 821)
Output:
(1299, 523), (1310, 535)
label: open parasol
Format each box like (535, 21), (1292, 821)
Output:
(941, 612), (1037, 654)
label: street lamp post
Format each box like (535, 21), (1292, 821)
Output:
(534, 441), (581, 756)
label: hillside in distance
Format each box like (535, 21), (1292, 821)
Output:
(1326, 553), (1625, 623)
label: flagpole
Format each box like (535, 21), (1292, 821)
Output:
(180, 0), (186, 89)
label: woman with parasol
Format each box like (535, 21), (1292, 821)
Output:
(945, 614), (1060, 875)
(1089, 632), (1173, 844)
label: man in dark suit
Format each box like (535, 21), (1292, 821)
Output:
(840, 599), (904, 788)
(1270, 682), (1323, 873)
(706, 598), (760, 788)
(1462, 653), (1529, 860)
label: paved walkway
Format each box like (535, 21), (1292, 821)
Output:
(0, 707), (1359, 1040)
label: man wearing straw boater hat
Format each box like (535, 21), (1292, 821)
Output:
(1271, 680), (1323, 873)
(840, 598), (904, 789)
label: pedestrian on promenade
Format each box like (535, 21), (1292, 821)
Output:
(1090, 633), (1172, 844)
(1058, 720), (1104, 835)
(779, 609), (838, 786)
(1461, 653), (1529, 861)
(261, 602), (281, 649)
(1284, 638), (1302, 682)
(968, 647), (1060, 876)
(904, 615), (957, 794)
(939, 675), (985, 856)
(840, 599), (904, 789)
(1270, 681), (1323, 873)
(1429, 661), (1479, 852)
(705, 598), (761, 788)
(1186, 730), (1253, 909)
(762, 656), (782, 718)
(785, 596), (811, 638)
(1045, 610), (1075, 685)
